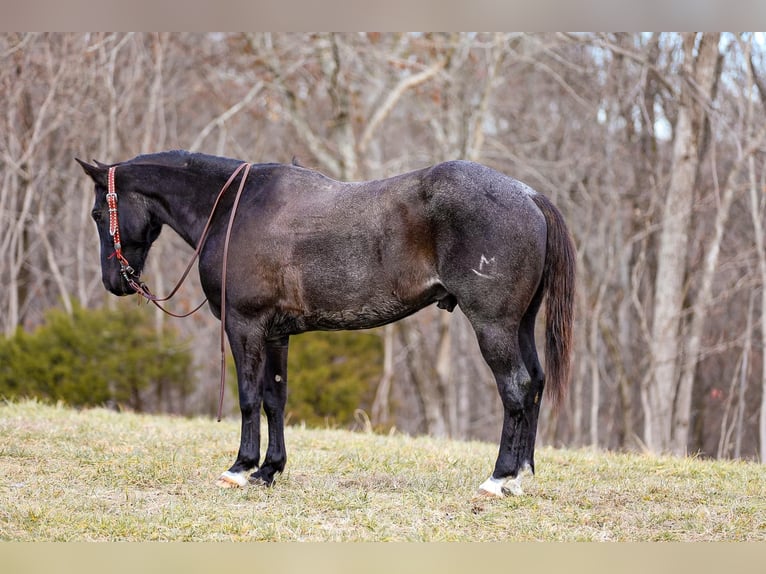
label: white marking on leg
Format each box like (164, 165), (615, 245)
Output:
(503, 475), (525, 496)
(477, 475), (524, 497)
(216, 469), (250, 488)
(477, 465), (533, 497)
(478, 476), (508, 497)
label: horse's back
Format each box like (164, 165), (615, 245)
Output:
(223, 160), (547, 333)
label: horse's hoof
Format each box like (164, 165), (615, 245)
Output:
(477, 472), (526, 497)
(249, 469), (280, 487)
(248, 475), (269, 487)
(475, 487), (504, 498)
(216, 470), (249, 488)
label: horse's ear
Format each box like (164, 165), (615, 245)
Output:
(75, 158), (107, 186)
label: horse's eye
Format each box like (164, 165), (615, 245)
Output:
(91, 209), (103, 223)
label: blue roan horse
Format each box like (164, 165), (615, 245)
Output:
(77, 151), (575, 497)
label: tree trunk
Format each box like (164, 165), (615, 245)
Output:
(371, 324), (396, 428)
(644, 32), (720, 454)
(748, 153), (766, 463)
(397, 320), (449, 437)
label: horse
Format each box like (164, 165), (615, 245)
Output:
(77, 150), (575, 497)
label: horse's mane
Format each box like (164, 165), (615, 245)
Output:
(121, 150), (248, 177)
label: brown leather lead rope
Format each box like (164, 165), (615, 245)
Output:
(217, 162), (252, 421)
(107, 162), (252, 420)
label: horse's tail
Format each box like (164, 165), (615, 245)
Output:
(530, 192), (576, 410)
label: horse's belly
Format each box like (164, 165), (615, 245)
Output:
(304, 304), (405, 331)
(283, 272), (446, 333)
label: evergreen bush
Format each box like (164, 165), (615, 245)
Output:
(0, 303), (193, 411)
(285, 330), (383, 428)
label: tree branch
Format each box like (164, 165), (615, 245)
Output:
(359, 58), (447, 154)
(189, 81), (264, 153)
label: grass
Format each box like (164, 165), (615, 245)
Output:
(0, 400), (764, 541)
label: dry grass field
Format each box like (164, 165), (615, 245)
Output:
(1, 400), (764, 541)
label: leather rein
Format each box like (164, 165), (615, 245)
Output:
(106, 162), (252, 421)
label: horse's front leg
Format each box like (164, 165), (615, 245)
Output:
(216, 325), (266, 488)
(249, 336), (289, 486)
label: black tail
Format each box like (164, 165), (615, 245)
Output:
(530, 193), (576, 409)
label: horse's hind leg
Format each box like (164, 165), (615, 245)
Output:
(486, 282), (547, 495)
(468, 320), (537, 497)
(249, 337), (289, 486)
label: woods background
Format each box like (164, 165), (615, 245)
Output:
(2, 32), (766, 461)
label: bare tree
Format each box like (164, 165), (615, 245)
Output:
(644, 33), (721, 454)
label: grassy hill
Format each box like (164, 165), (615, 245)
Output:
(0, 400), (763, 541)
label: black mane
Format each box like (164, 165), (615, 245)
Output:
(122, 150), (289, 179)
(122, 149), (189, 167)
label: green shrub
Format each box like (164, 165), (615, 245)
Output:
(0, 302), (193, 411)
(285, 330), (383, 428)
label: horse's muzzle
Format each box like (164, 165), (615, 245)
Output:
(103, 273), (137, 296)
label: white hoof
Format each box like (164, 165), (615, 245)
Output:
(216, 470), (250, 488)
(477, 465), (532, 497)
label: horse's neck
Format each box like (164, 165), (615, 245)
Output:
(155, 171), (226, 249)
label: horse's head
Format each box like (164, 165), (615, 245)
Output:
(76, 158), (162, 296)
